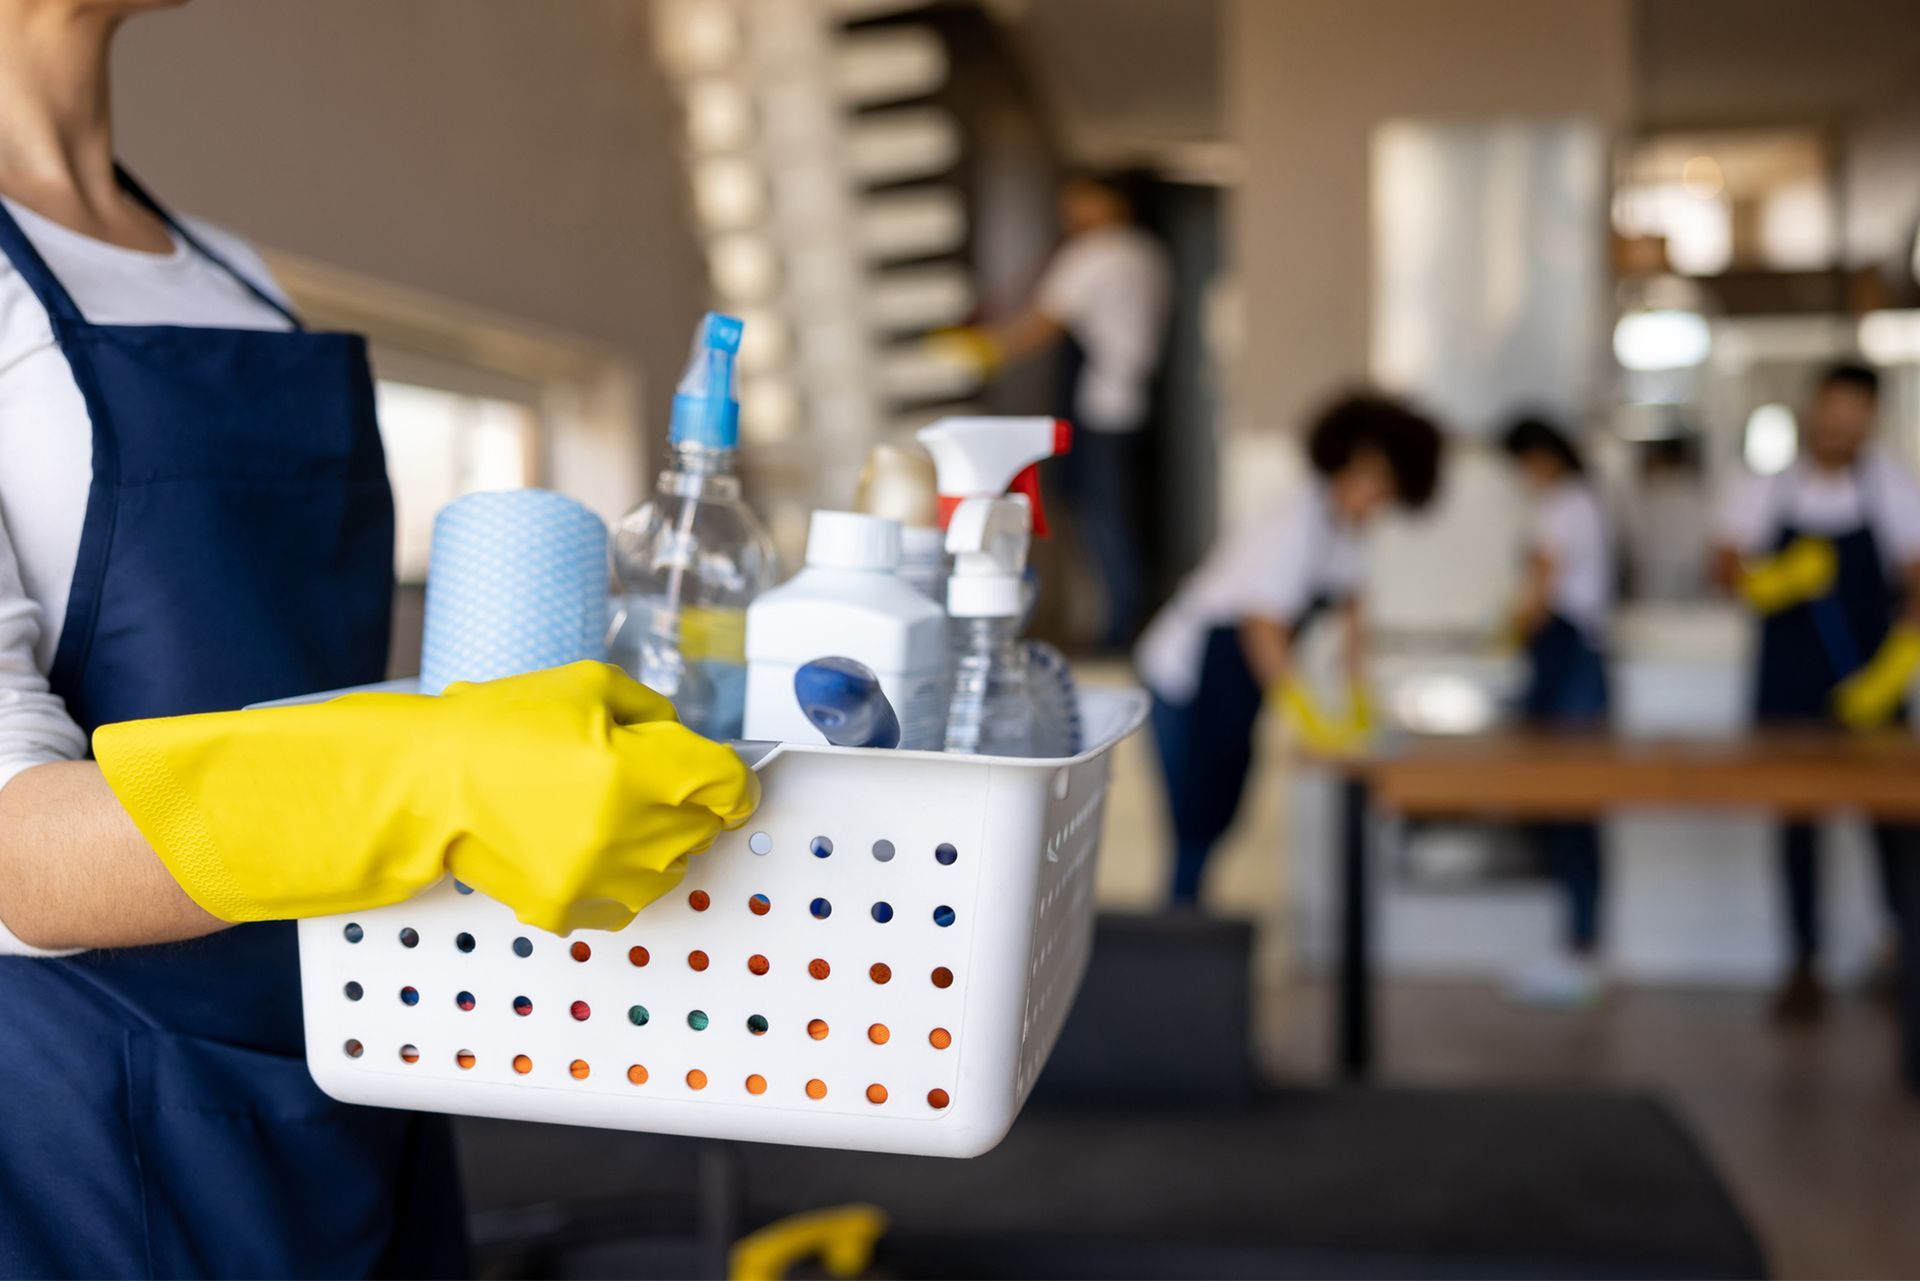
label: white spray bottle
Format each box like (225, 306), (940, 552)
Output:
(916, 416), (1072, 755)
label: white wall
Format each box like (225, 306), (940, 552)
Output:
(113, 0), (704, 512)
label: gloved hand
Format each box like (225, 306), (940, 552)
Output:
(1738, 537), (1838, 615)
(94, 661), (759, 935)
(1269, 675), (1374, 758)
(1833, 623), (1920, 731)
(923, 326), (1004, 377)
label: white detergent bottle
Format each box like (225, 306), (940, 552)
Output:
(743, 510), (950, 749)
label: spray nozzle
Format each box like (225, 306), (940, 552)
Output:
(669, 312), (745, 449)
(916, 416), (1072, 537)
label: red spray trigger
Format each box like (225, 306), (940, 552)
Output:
(1009, 465), (1049, 538)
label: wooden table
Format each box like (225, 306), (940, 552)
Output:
(1324, 730), (1920, 1088)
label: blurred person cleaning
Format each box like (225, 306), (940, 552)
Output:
(0, 2), (754, 1274)
(1713, 362), (1920, 1022)
(1136, 394), (1442, 905)
(1626, 434), (1710, 602)
(937, 169), (1171, 649)
(1501, 416), (1615, 1006)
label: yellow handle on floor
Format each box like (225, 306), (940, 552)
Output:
(729, 1204), (888, 1281)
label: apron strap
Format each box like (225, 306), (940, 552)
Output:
(0, 194), (87, 326)
(114, 165), (305, 331)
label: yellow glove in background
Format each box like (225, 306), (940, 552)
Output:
(923, 326), (1004, 377)
(1833, 623), (1920, 731)
(1738, 537), (1838, 615)
(94, 662), (759, 935)
(1270, 675), (1374, 758)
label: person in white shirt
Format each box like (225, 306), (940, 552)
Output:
(1136, 393), (1443, 904)
(950, 169), (1171, 649)
(1501, 416), (1615, 1006)
(1626, 435), (1710, 602)
(1711, 362), (1920, 1022)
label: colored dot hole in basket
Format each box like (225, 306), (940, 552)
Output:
(399, 986), (419, 1006)
(867, 1023), (890, 1044)
(454, 880), (474, 895)
(869, 963), (892, 984)
(456, 1050), (476, 1070)
(570, 1059), (591, 1080)
(748, 893), (771, 916)
(808, 959), (831, 980)
(746, 1074), (767, 1095)
(687, 1069), (708, 1090)
(930, 1027), (952, 1049)
(811, 836), (833, 858)
(512, 937), (533, 958)
(866, 1083), (888, 1105)
(570, 941), (591, 962)
(928, 1088), (951, 1109)
(570, 1000), (591, 1022)
(688, 1009), (709, 1031)
(935, 843), (958, 866)
(455, 932), (475, 953)
(343, 922), (363, 944)
(933, 906), (956, 928)
(512, 1054), (532, 1075)
(689, 889), (710, 912)
(872, 839), (895, 862)
(807, 1018), (829, 1040)
(749, 831), (772, 855)
(456, 991), (476, 1011)
(747, 1014), (769, 1035)
(399, 1044), (419, 1064)
(931, 966), (954, 988)
(688, 950), (710, 972)
(343, 981), (363, 1001)
(629, 945), (650, 967)
(399, 928), (419, 948)
(513, 995), (534, 1016)
(747, 954), (770, 975)
(810, 897), (832, 919)
(629, 1004), (650, 1026)
(870, 901), (894, 923)
(806, 1079), (828, 1100)
(627, 1064), (649, 1085)
(343, 1039), (363, 1058)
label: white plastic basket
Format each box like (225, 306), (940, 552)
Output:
(297, 687), (1148, 1158)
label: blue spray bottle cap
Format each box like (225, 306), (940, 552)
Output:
(669, 312), (745, 449)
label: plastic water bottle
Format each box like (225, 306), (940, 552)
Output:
(609, 314), (776, 740)
(944, 616), (1034, 756)
(1027, 640), (1082, 757)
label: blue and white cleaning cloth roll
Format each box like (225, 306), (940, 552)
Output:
(419, 488), (609, 694)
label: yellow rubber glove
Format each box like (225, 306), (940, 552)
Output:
(923, 326), (1004, 376)
(1833, 623), (1920, 731)
(94, 661), (759, 935)
(1738, 537), (1838, 615)
(1270, 675), (1373, 758)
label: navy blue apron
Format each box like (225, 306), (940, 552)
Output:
(0, 171), (465, 1278)
(1753, 469), (1908, 961)
(1520, 613), (1609, 950)
(1755, 471), (1898, 720)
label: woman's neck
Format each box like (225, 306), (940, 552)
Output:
(0, 3), (168, 252)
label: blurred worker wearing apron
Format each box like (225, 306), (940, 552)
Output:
(1137, 395), (1443, 904)
(0, 169), (465, 1278)
(1502, 418), (1614, 1007)
(1715, 363), (1920, 1022)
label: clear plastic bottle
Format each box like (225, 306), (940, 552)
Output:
(608, 314), (776, 740)
(944, 616), (1035, 756)
(1026, 639), (1082, 757)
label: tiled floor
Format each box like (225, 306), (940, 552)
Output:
(1082, 663), (1920, 1280)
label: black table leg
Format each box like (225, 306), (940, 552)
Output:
(1895, 829), (1920, 1094)
(1337, 777), (1373, 1080)
(696, 1140), (743, 1279)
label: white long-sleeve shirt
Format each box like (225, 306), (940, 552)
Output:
(0, 197), (289, 955)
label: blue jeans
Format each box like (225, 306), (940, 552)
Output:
(1152, 627), (1262, 904)
(1066, 429), (1147, 649)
